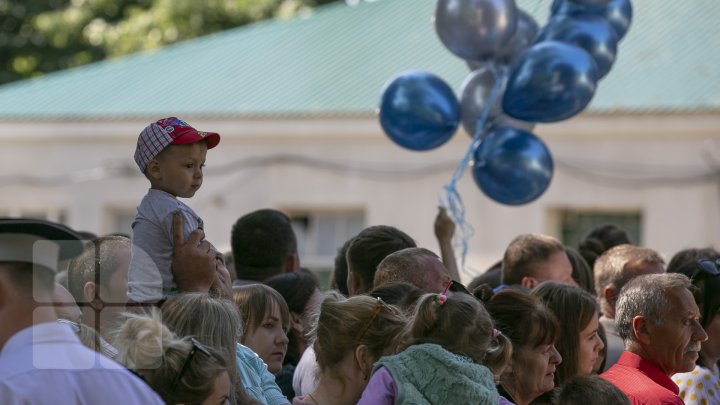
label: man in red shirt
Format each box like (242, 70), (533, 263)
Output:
(601, 273), (708, 404)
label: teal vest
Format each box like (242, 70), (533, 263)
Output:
(375, 343), (499, 405)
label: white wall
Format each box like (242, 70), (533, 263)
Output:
(1, 113), (718, 283)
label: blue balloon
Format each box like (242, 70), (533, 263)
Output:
(536, 15), (618, 78)
(551, 0), (632, 40)
(502, 41), (598, 123)
(472, 126), (553, 205)
(379, 71), (460, 151)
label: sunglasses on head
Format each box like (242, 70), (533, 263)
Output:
(173, 337), (211, 389)
(689, 259), (720, 280)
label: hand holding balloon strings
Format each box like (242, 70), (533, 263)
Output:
(441, 63), (505, 274)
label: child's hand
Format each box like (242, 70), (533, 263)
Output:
(171, 211), (215, 293)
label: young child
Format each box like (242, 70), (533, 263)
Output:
(357, 291), (512, 405)
(128, 117), (220, 303)
(293, 293), (406, 405)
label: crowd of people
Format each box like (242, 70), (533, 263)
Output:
(1, 118), (718, 405)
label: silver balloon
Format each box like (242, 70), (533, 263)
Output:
(500, 9), (539, 65)
(434, 0), (518, 61)
(459, 66), (504, 137)
(461, 65), (536, 136)
(492, 114), (536, 132)
(466, 59), (484, 72)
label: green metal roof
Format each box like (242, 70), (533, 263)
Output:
(0, 0), (717, 120)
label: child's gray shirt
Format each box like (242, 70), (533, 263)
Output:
(128, 188), (202, 302)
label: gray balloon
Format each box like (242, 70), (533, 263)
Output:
(466, 59), (484, 72)
(434, 0), (518, 61)
(461, 65), (536, 136)
(500, 9), (540, 65)
(459, 66), (504, 137)
(492, 114), (536, 132)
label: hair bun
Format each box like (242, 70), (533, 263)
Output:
(115, 309), (188, 370)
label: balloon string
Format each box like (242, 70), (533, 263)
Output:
(440, 64), (506, 278)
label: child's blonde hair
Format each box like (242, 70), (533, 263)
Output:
(312, 292), (406, 372)
(114, 309), (228, 404)
(404, 292), (512, 375)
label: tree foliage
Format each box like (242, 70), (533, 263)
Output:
(0, 0), (338, 85)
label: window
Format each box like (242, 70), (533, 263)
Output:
(287, 209), (365, 288)
(558, 210), (642, 247)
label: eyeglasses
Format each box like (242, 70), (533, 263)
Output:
(173, 337), (211, 389)
(355, 297), (386, 343)
(689, 259), (720, 280)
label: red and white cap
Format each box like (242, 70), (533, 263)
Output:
(134, 117), (220, 173)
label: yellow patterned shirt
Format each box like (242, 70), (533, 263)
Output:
(673, 364), (720, 405)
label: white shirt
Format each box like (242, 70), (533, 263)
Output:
(0, 322), (163, 405)
(292, 346), (319, 397)
(600, 315), (624, 372)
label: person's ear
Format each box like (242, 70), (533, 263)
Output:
(146, 159), (162, 181)
(604, 285), (618, 310)
(500, 356), (514, 379)
(633, 315), (652, 345)
(520, 276), (538, 289)
(354, 344), (373, 381)
(83, 281), (104, 310)
(283, 253), (299, 274)
(289, 312), (303, 334)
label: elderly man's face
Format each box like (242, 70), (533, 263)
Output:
(644, 287), (708, 375)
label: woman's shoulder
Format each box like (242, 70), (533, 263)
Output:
(673, 364), (720, 403)
(673, 364), (719, 384)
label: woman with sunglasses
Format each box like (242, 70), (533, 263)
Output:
(115, 309), (232, 405)
(293, 293), (406, 405)
(668, 252), (720, 405)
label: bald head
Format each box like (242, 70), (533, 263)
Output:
(374, 247), (451, 293)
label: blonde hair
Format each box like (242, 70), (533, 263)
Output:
(312, 292), (406, 372)
(115, 309), (227, 404)
(405, 292), (511, 375)
(160, 293), (241, 392)
(232, 284), (290, 338)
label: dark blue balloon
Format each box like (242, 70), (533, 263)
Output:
(503, 41), (598, 123)
(536, 15), (618, 78)
(551, 0), (632, 40)
(379, 71), (460, 151)
(472, 126), (553, 205)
